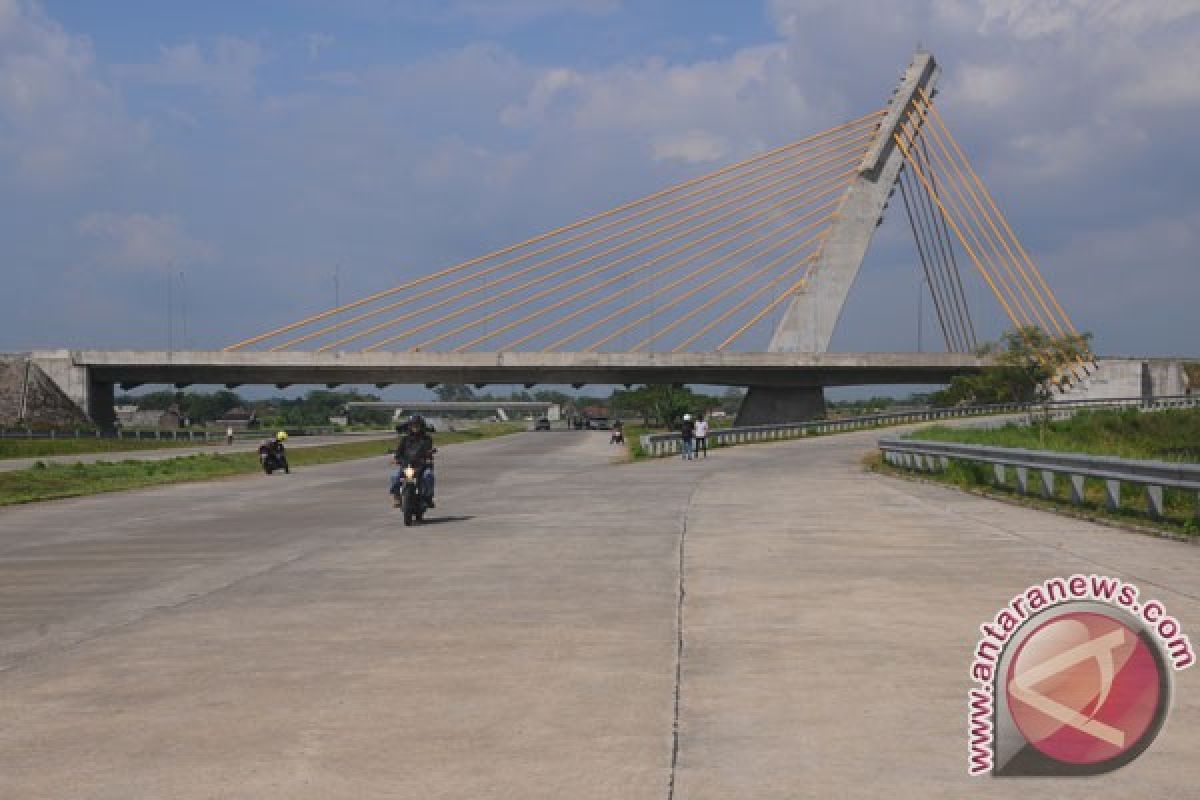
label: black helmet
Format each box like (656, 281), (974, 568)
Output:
(408, 415), (426, 432)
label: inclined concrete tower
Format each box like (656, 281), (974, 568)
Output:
(736, 51), (940, 425)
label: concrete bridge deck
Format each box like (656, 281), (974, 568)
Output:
(35, 349), (991, 389)
(1, 428), (1197, 798)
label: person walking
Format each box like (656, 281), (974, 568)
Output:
(694, 413), (709, 458)
(225, 425), (235, 446)
(680, 413), (695, 461)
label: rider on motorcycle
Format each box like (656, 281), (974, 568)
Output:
(390, 415), (435, 508)
(262, 431), (290, 474)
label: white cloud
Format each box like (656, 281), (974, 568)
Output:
(651, 130), (728, 163)
(0, 0), (145, 187)
(77, 212), (217, 273)
(118, 36), (263, 98)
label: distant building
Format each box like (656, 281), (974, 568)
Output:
(115, 404), (184, 429)
(216, 407), (257, 430)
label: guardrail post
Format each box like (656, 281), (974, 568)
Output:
(1015, 467), (1029, 494)
(1069, 475), (1086, 505)
(1145, 486), (1165, 520)
(1104, 480), (1121, 511)
(1040, 471), (1056, 499)
(993, 464), (1006, 486)
(939, 456), (950, 470)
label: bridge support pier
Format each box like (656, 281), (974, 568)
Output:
(26, 351), (116, 430)
(735, 386), (826, 426)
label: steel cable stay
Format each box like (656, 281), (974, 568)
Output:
(894, 118), (1068, 380)
(620, 229), (830, 352)
(898, 165), (958, 351)
(896, 110), (1037, 332)
(906, 137), (973, 351)
(673, 246), (824, 352)
(374, 161), (864, 352)
(275, 120), (881, 350)
(352, 143), (868, 352)
(918, 134), (977, 350)
(919, 89), (1082, 345)
(540, 202), (840, 352)
(444, 175), (854, 352)
(910, 97), (1065, 340)
(500, 200), (843, 352)
(226, 109), (885, 351)
(585, 228), (828, 352)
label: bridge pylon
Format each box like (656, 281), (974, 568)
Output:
(738, 51), (939, 424)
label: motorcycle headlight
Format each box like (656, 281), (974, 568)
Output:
(403, 466), (416, 479)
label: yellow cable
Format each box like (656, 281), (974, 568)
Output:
(543, 204), (838, 351)
(920, 89), (1081, 339)
(275, 120), (881, 350)
(450, 175), (853, 351)
(672, 249), (822, 351)
(896, 110), (1034, 330)
(892, 131), (1025, 331)
(226, 108), (886, 350)
(316, 130), (874, 351)
(380, 161), (862, 352)
(502, 201), (840, 351)
(911, 97), (1064, 338)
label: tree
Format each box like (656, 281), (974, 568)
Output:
(930, 327), (1093, 408)
(612, 385), (719, 428)
(434, 384), (476, 402)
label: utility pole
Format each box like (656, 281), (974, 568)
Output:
(917, 273), (924, 353)
(179, 270), (188, 349)
(167, 269), (174, 354)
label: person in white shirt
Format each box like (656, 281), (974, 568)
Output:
(694, 414), (709, 458)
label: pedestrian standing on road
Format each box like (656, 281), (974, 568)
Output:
(680, 413), (695, 461)
(694, 414), (708, 458)
(225, 426), (234, 446)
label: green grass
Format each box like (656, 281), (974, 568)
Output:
(879, 408), (1200, 537)
(871, 451), (1199, 538)
(908, 408), (1200, 462)
(0, 424), (523, 506)
(0, 436), (215, 459)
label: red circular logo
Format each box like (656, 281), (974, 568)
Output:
(1006, 611), (1164, 765)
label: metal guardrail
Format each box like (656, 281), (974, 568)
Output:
(637, 394), (1198, 458)
(878, 437), (1200, 521)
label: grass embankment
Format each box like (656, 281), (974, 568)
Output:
(877, 409), (1200, 537)
(0, 437), (212, 459)
(0, 424), (522, 506)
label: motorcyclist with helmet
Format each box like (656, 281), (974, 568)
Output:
(390, 415), (435, 508)
(259, 430), (290, 474)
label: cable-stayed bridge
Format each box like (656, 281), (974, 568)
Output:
(15, 52), (1091, 427)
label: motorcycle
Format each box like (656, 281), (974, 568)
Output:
(392, 452), (435, 526)
(258, 443), (289, 475)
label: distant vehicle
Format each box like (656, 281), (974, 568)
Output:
(535, 418), (551, 431)
(587, 417), (611, 430)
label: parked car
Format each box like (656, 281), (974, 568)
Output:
(587, 417), (611, 430)
(535, 418), (551, 431)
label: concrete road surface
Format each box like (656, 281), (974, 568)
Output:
(1, 429), (1197, 798)
(0, 431), (396, 472)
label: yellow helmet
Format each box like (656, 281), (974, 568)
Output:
(276, 431), (288, 441)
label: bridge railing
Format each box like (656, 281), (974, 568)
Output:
(637, 394), (1198, 458)
(877, 437), (1200, 522)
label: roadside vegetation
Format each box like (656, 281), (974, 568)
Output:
(0, 437), (211, 460)
(0, 423), (522, 506)
(910, 408), (1200, 462)
(876, 407), (1200, 537)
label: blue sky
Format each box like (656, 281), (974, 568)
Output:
(2, 0), (1198, 367)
